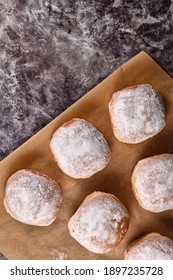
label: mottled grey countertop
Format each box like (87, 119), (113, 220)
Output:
(0, 0), (173, 259)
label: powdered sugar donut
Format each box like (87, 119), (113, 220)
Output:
(131, 154), (173, 213)
(125, 233), (173, 260)
(68, 191), (129, 254)
(109, 84), (165, 144)
(50, 119), (111, 179)
(3, 169), (62, 226)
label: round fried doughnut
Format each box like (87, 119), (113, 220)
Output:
(3, 169), (62, 226)
(131, 154), (173, 213)
(125, 233), (173, 260)
(109, 84), (165, 144)
(68, 191), (129, 254)
(50, 118), (111, 179)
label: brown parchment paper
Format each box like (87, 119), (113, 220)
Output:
(0, 51), (173, 260)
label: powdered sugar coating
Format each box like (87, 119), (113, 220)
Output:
(50, 119), (111, 178)
(109, 84), (165, 143)
(68, 191), (129, 254)
(3, 169), (62, 226)
(125, 233), (173, 260)
(132, 154), (173, 213)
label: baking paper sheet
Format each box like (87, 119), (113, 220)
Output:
(0, 51), (173, 259)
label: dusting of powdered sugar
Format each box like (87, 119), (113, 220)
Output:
(4, 169), (62, 226)
(50, 119), (111, 178)
(50, 249), (67, 260)
(109, 84), (165, 143)
(68, 192), (129, 254)
(126, 234), (173, 260)
(133, 154), (173, 212)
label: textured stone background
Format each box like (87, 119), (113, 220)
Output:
(0, 0), (173, 259)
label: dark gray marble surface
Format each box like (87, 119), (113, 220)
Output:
(0, 0), (173, 259)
